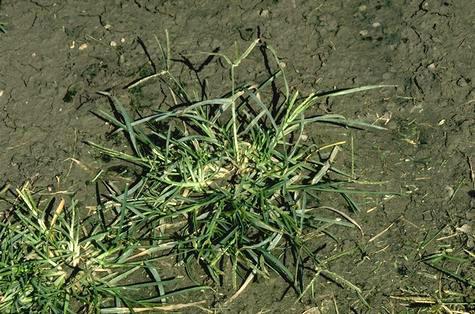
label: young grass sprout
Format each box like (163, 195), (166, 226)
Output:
(391, 226), (475, 312)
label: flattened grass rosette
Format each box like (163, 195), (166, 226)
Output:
(89, 38), (389, 297)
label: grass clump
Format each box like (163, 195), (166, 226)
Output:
(0, 184), (205, 313)
(89, 37), (391, 298)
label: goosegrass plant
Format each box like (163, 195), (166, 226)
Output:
(88, 36), (393, 300)
(0, 184), (206, 313)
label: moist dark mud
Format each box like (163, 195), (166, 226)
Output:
(1, 0), (474, 312)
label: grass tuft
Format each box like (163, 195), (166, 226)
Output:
(89, 37), (392, 299)
(0, 183), (205, 313)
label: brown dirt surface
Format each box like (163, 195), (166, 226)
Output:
(1, 0), (474, 313)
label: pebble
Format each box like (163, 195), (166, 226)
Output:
(457, 77), (469, 87)
(359, 30), (369, 37)
(456, 224), (471, 234)
(444, 185), (454, 201)
(259, 9), (270, 18)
